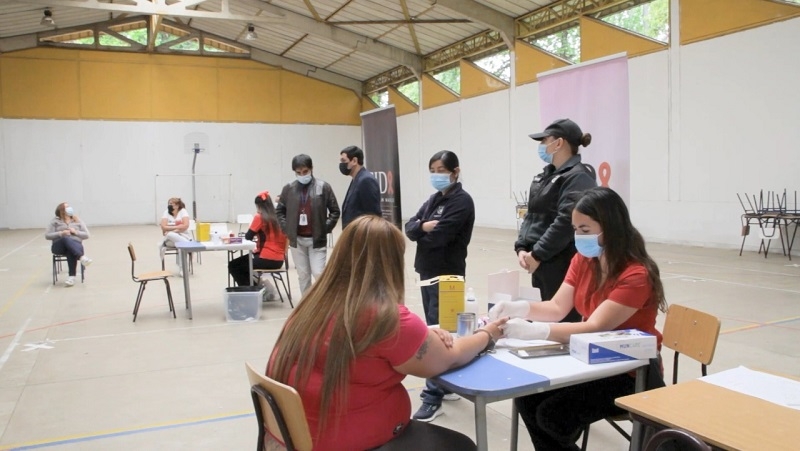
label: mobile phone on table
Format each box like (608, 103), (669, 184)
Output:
(510, 344), (570, 359)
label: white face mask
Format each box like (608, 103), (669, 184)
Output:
(296, 174), (312, 185)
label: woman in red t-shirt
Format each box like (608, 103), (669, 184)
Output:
(228, 191), (287, 287)
(489, 186), (667, 451)
(267, 216), (507, 450)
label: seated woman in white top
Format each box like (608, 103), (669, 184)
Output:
(45, 202), (92, 287)
(159, 197), (191, 273)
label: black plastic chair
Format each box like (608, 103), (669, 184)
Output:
(52, 254), (84, 285)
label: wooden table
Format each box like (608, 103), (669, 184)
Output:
(616, 378), (800, 451)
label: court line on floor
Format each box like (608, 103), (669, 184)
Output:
(720, 315), (800, 335)
(0, 234), (41, 263)
(663, 259), (800, 277)
(0, 411), (254, 450)
(661, 272), (800, 294)
(0, 385), (432, 450)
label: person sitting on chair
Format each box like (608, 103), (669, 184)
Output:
(489, 187), (667, 451)
(45, 202), (92, 287)
(267, 215), (508, 450)
(159, 197), (191, 275)
(229, 192), (287, 295)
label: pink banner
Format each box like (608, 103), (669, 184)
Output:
(538, 55), (630, 205)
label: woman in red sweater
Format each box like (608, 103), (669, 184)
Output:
(228, 191), (287, 287)
(490, 186), (667, 451)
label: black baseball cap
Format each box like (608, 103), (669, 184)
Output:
(528, 119), (583, 146)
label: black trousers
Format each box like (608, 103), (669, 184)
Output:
(228, 254), (282, 287)
(532, 248), (582, 323)
(516, 373), (635, 451)
(51, 238), (84, 277)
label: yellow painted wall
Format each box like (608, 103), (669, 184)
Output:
(421, 74), (459, 109)
(0, 48), (360, 124)
(362, 96), (379, 112)
(279, 71), (360, 125)
(459, 60), (508, 99)
(681, 0), (800, 44)
(388, 86), (418, 116)
(580, 17), (667, 61)
(515, 41), (570, 86)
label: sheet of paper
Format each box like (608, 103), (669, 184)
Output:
(700, 366), (800, 411)
(519, 286), (542, 302)
(488, 270), (520, 302)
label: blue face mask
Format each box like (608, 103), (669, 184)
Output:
(297, 174), (312, 185)
(430, 173), (453, 192)
(575, 233), (603, 258)
(65, 206), (75, 217)
(537, 139), (561, 164)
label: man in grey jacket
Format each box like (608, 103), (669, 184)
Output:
(276, 154), (340, 295)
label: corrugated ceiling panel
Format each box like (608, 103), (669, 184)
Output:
(476, 0), (554, 17)
(283, 35), (353, 68)
(326, 50), (397, 80)
(0, 8), (110, 38)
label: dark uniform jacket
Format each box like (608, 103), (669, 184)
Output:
(514, 155), (596, 261)
(405, 182), (475, 278)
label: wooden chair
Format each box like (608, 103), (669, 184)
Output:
(579, 304), (721, 450)
(245, 362), (313, 451)
(128, 243), (175, 323)
(254, 248), (293, 308)
(52, 254), (84, 285)
(643, 428), (711, 451)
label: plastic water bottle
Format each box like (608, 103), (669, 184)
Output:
(465, 287), (478, 315)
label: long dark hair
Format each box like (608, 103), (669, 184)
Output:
(255, 192), (280, 234)
(574, 187), (667, 312)
(268, 216), (405, 434)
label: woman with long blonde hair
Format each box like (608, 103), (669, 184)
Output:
(268, 215), (507, 450)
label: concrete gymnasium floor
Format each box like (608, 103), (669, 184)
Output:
(0, 225), (798, 450)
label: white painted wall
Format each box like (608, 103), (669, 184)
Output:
(395, 17), (800, 254)
(1, 18), (797, 255)
(0, 120), (360, 229)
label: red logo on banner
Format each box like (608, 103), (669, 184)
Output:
(598, 162), (611, 187)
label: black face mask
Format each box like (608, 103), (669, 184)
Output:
(168, 204), (175, 215)
(339, 162), (351, 176)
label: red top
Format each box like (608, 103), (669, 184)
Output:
(249, 215), (287, 261)
(565, 254), (662, 347)
(288, 305), (428, 450)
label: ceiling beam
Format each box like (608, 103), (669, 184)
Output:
(429, 0), (515, 49)
(250, 48), (363, 94)
(0, 34), (37, 53)
(239, 0), (422, 76)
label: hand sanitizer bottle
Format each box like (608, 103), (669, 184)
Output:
(465, 287), (478, 315)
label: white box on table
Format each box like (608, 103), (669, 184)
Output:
(569, 329), (657, 364)
(224, 286), (264, 322)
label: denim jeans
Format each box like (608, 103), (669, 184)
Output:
(419, 280), (451, 406)
(51, 238), (84, 277)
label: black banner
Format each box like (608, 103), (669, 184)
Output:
(361, 106), (402, 227)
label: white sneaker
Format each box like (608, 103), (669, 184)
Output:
(443, 393), (461, 401)
(64, 277), (75, 287)
(80, 256), (93, 267)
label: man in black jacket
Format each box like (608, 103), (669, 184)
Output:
(339, 145), (382, 229)
(276, 154), (340, 295)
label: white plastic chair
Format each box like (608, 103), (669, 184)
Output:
(237, 214), (254, 236)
